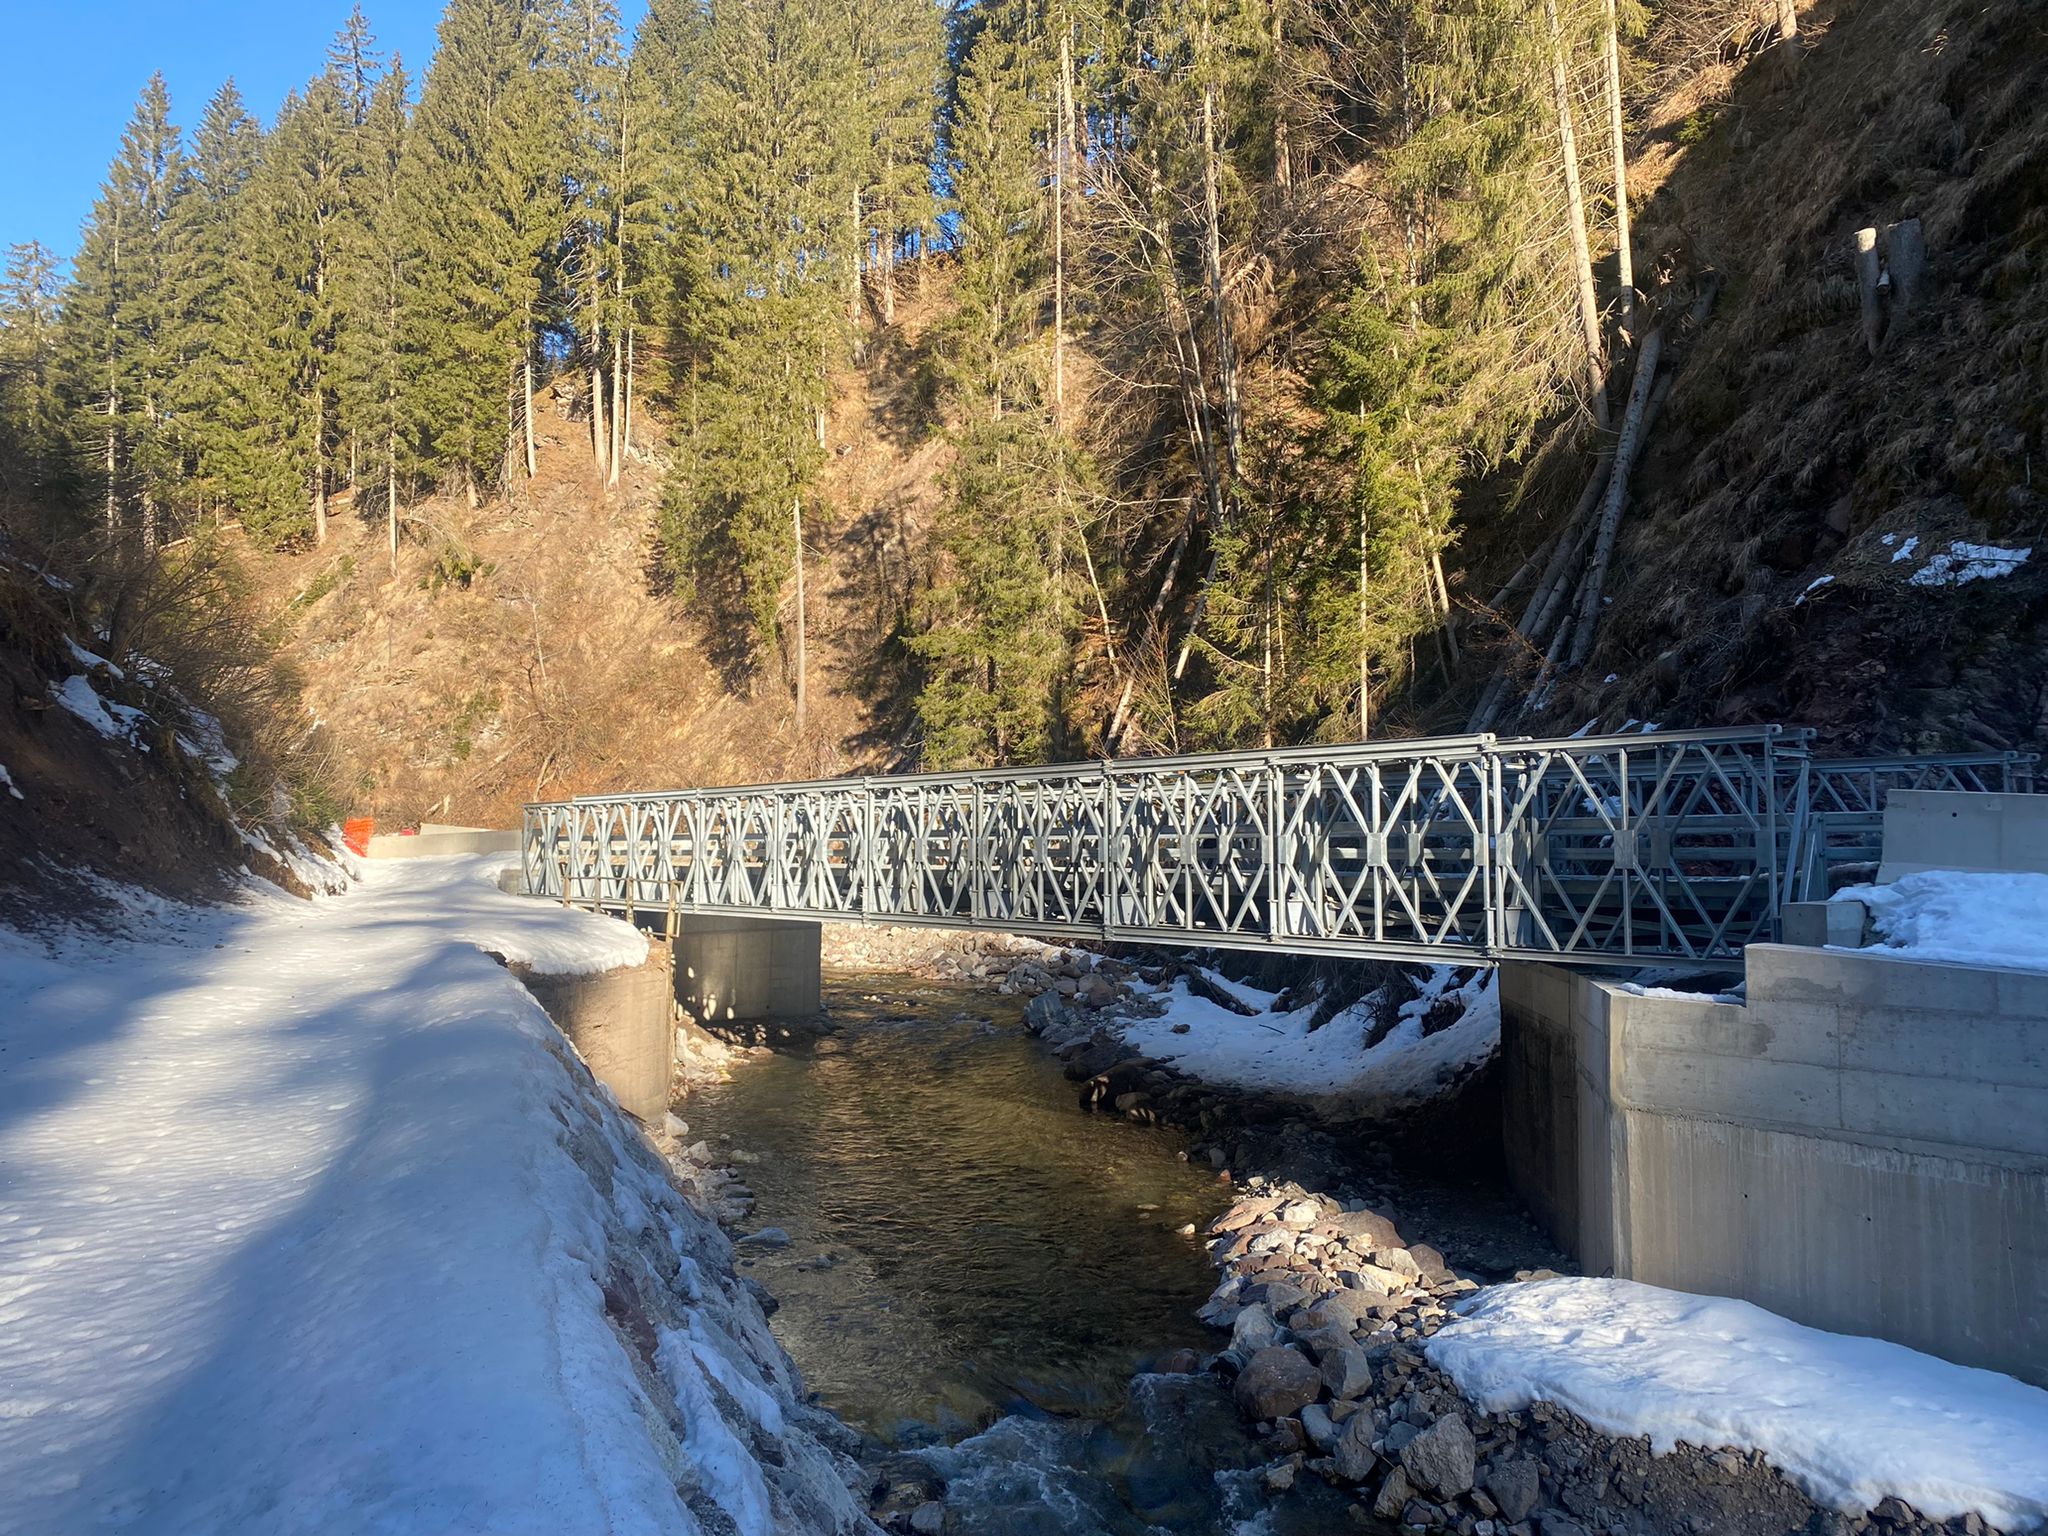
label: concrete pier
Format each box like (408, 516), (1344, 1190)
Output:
(670, 913), (822, 1025)
(1501, 946), (2048, 1385)
(516, 946), (676, 1123)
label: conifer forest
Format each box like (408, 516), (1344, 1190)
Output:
(3, 0), (2043, 787)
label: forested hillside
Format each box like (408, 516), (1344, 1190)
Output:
(2, 0), (2043, 828)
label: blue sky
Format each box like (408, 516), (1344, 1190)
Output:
(0, 1), (646, 268)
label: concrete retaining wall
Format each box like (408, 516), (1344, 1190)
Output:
(1502, 946), (2048, 1384)
(1880, 789), (2048, 880)
(366, 825), (521, 860)
(517, 946), (676, 1123)
(672, 913), (822, 1024)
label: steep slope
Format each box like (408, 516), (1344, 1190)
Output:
(1515, 0), (2048, 749)
(254, 290), (956, 829)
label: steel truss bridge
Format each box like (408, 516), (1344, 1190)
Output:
(522, 728), (2034, 966)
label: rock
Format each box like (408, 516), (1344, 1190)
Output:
(1382, 1419), (1420, 1456)
(1232, 1345), (1323, 1422)
(1299, 1401), (1340, 1451)
(1054, 976), (1080, 996)
(1336, 1265), (1402, 1295)
(1263, 1459), (1298, 1493)
(1023, 991), (1071, 1031)
(1375, 1247), (1423, 1280)
(1210, 1201), (1285, 1237)
(1078, 973), (1116, 1008)
(1300, 1289), (1392, 1334)
(684, 1140), (714, 1165)
(1293, 1324), (1356, 1360)
(1229, 1303), (1281, 1356)
(663, 1112), (688, 1138)
(1333, 1412), (1379, 1483)
(1373, 1467), (1415, 1521)
(1538, 1518), (1588, 1536)
(1320, 1344), (1373, 1400)
(1156, 1348), (1203, 1374)
(1483, 1457), (1541, 1524)
(1317, 1209), (1405, 1249)
(1400, 1415), (1476, 1499)
(909, 1500), (946, 1535)
(1277, 1198), (1322, 1227)
(737, 1226), (791, 1248)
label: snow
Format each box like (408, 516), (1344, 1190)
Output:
(1428, 1278), (2048, 1530)
(1888, 534), (1919, 562)
(1794, 574), (1833, 604)
(1908, 540), (2030, 588)
(64, 637), (124, 679)
(1836, 869), (2048, 972)
(0, 856), (863, 1536)
(50, 672), (146, 741)
(1114, 966), (1499, 1103)
(0, 764), (20, 801)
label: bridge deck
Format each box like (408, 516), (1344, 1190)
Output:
(522, 730), (2034, 965)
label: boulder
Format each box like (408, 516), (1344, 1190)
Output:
(1276, 1198), (1322, 1228)
(1299, 1401), (1340, 1451)
(1023, 991), (1072, 1032)
(1231, 1346), (1323, 1422)
(1373, 1467), (1415, 1521)
(736, 1227), (791, 1248)
(1319, 1344), (1373, 1400)
(1483, 1456), (1542, 1523)
(1400, 1415), (1477, 1499)
(1316, 1208), (1405, 1249)
(1229, 1303), (1281, 1356)
(1208, 1197), (1285, 1235)
(1333, 1412), (1379, 1483)
(909, 1500), (946, 1535)
(1376, 1247), (1423, 1280)
(1299, 1289), (1393, 1334)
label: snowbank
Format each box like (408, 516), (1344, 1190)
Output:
(1837, 869), (2048, 972)
(0, 858), (871, 1536)
(1428, 1278), (2048, 1531)
(1114, 966), (1498, 1102)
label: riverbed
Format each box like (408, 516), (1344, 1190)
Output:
(682, 972), (1361, 1534)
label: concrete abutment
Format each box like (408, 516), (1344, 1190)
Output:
(1500, 948), (2048, 1386)
(669, 913), (823, 1026)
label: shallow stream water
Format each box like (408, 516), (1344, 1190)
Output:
(683, 972), (1358, 1534)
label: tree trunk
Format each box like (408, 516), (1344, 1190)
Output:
(1602, 0), (1634, 344)
(1052, 32), (1072, 429)
(1853, 227), (1884, 356)
(622, 329), (635, 460)
(792, 495), (807, 732)
(608, 328), (625, 489)
(1568, 327), (1663, 666)
(591, 358), (610, 481)
(1200, 73), (1244, 479)
(313, 388), (328, 544)
(1359, 501), (1371, 740)
(104, 406), (118, 536)
(1774, 0), (1800, 74)
(1543, 0), (1611, 430)
(387, 428), (398, 576)
(522, 344), (536, 479)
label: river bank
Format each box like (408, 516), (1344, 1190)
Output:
(685, 923), (2046, 1536)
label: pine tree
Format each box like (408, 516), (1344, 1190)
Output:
(400, 0), (563, 503)
(333, 61), (413, 567)
(0, 241), (67, 506)
(62, 73), (185, 544)
(164, 79), (263, 515)
(654, 0), (859, 659)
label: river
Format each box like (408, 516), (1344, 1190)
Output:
(682, 972), (1361, 1534)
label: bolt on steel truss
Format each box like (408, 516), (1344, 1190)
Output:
(522, 729), (2031, 965)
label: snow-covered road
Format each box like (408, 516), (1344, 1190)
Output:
(0, 858), (869, 1536)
